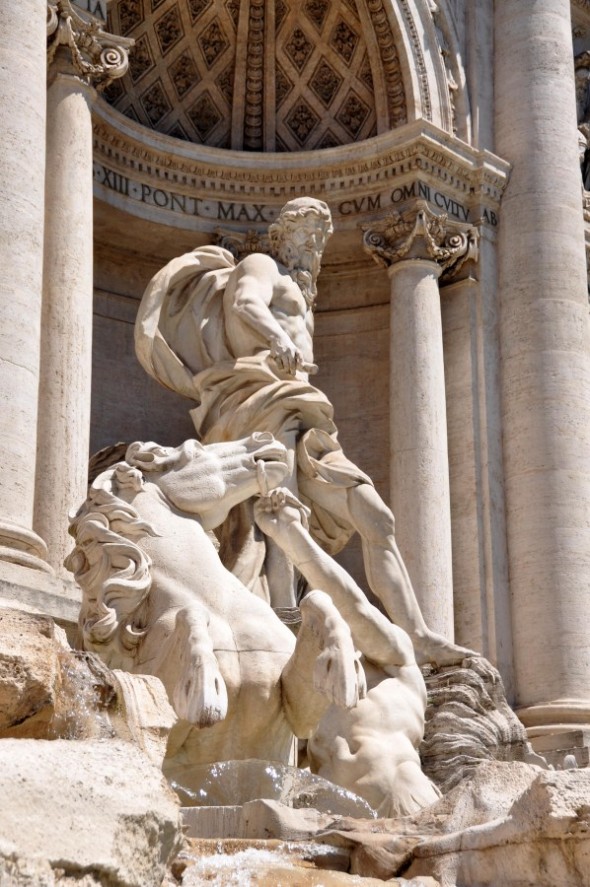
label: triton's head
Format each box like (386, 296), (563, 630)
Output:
(269, 198), (334, 276)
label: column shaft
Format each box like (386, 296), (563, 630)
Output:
(388, 259), (454, 639)
(34, 72), (95, 575)
(496, 0), (590, 727)
(0, 0), (50, 572)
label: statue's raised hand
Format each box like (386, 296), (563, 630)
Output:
(254, 488), (311, 540)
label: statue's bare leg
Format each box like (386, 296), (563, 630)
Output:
(280, 589), (366, 737)
(298, 477), (475, 667)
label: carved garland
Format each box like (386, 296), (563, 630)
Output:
(244, 0), (265, 149)
(47, 0), (132, 87)
(366, 0), (407, 128)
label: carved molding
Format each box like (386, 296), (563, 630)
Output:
(215, 228), (271, 259)
(366, 0), (407, 128)
(47, 0), (133, 86)
(244, 0), (265, 149)
(93, 106), (508, 197)
(398, 0), (432, 121)
(362, 199), (479, 278)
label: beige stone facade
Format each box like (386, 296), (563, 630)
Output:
(2, 0), (590, 752)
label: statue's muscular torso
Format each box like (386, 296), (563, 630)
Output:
(223, 252), (314, 370)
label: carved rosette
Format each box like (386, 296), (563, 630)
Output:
(47, 0), (133, 88)
(362, 199), (479, 280)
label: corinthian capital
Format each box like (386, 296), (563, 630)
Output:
(362, 200), (479, 279)
(47, 0), (133, 88)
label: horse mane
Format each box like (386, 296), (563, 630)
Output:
(66, 443), (178, 668)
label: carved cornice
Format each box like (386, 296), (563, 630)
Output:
(47, 0), (133, 87)
(91, 105), (509, 233)
(362, 199), (479, 278)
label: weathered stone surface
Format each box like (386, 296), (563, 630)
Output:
(0, 608), (66, 737)
(405, 766), (590, 886)
(421, 658), (546, 793)
(0, 739), (182, 887)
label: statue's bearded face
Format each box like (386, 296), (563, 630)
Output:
(278, 216), (328, 278)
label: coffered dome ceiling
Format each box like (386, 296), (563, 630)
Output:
(105, 0), (408, 151)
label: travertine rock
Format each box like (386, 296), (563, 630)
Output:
(0, 739), (182, 887)
(178, 840), (440, 886)
(0, 608), (66, 737)
(407, 768), (590, 886)
(421, 658), (546, 792)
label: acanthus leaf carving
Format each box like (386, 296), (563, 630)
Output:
(362, 199), (479, 279)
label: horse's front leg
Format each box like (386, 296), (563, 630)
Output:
(280, 590), (366, 738)
(171, 607), (228, 728)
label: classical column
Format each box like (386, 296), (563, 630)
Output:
(34, 2), (131, 575)
(0, 1), (51, 573)
(363, 202), (478, 639)
(495, 0), (590, 733)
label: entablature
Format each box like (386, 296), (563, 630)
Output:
(92, 100), (510, 237)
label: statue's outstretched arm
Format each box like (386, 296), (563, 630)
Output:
(254, 490), (415, 671)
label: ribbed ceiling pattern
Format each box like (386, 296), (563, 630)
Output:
(105, 0), (406, 150)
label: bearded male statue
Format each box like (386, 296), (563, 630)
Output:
(135, 197), (472, 668)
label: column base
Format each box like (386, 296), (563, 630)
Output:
(517, 700), (590, 736)
(0, 521), (52, 574)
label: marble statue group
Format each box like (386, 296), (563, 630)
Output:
(67, 197), (472, 817)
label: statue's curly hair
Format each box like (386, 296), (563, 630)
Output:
(268, 197), (334, 247)
(65, 442), (178, 668)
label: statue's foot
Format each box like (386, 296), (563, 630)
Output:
(303, 590), (367, 710)
(413, 629), (478, 668)
(173, 649), (229, 728)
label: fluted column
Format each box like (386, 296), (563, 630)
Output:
(364, 202), (478, 639)
(0, 0), (51, 574)
(495, 0), (590, 733)
(34, 2), (131, 576)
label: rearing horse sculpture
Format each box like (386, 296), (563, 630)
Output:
(66, 434), (365, 767)
(67, 433), (439, 816)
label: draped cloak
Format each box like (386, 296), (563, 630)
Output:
(135, 246), (372, 560)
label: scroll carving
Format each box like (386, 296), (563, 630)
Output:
(47, 0), (133, 87)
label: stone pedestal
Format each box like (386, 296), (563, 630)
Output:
(495, 0), (590, 733)
(363, 203), (478, 640)
(0, 1), (51, 574)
